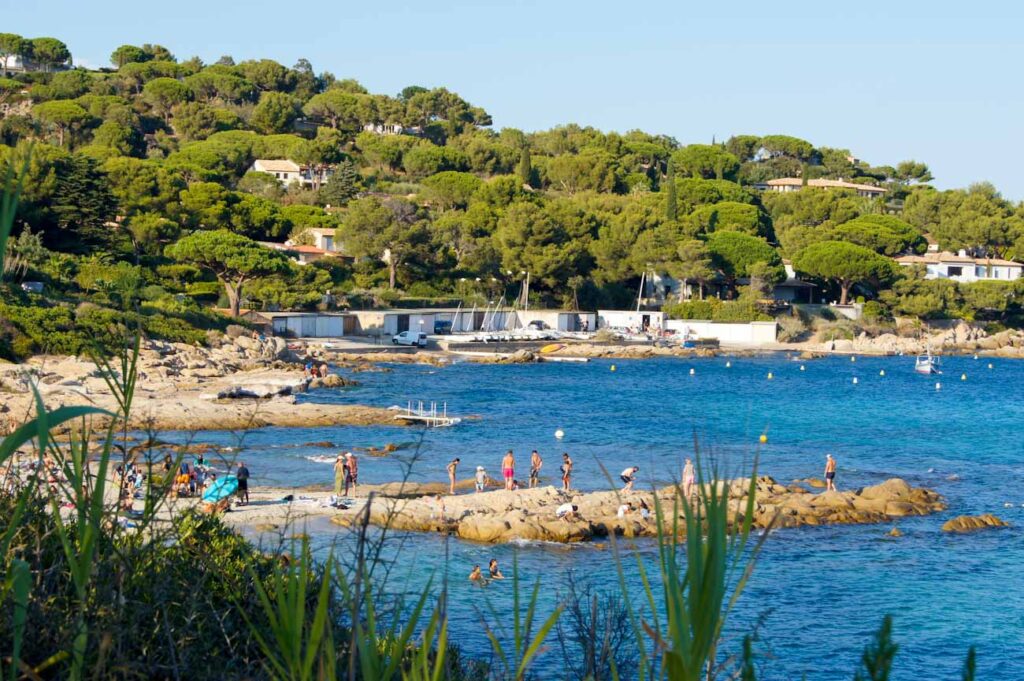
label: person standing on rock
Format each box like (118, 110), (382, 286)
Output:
(682, 458), (696, 501)
(235, 461), (250, 506)
(824, 454), (837, 492)
(620, 466), (639, 492)
(501, 451), (515, 491)
(561, 453), (573, 491)
(447, 457), (460, 494)
(333, 454), (346, 496)
(529, 450), (543, 488)
(475, 466), (487, 493)
(345, 452), (358, 496)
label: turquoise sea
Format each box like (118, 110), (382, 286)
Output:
(160, 354), (1024, 679)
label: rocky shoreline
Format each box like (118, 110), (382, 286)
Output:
(0, 334), (400, 433)
(216, 476), (947, 544)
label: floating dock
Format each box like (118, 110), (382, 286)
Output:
(392, 401), (462, 427)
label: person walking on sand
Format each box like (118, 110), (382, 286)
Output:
(529, 450), (543, 488)
(333, 454), (346, 496)
(447, 457), (461, 494)
(824, 454), (837, 492)
(561, 452), (573, 491)
(235, 461), (250, 506)
(344, 452), (358, 496)
(682, 458), (696, 501)
(501, 450), (515, 491)
(620, 466), (639, 493)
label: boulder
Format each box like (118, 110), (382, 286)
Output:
(941, 514), (1010, 533)
(858, 478), (913, 501)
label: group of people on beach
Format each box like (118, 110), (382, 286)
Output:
(445, 450), (576, 494)
(333, 452), (359, 497)
(303, 361), (331, 379)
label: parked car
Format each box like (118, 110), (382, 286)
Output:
(392, 331), (428, 347)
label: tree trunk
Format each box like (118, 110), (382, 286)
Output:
(225, 282), (242, 317)
(388, 260), (397, 289)
(57, 126), (65, 147)
(839, 281), (850, 306)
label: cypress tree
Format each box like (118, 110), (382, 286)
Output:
(665, 161), (678, 221)
(318, 159), (361, 207)
(517, 147), (532, 188)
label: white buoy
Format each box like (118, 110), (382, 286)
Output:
(555, 429), (565, 439)
(851, 356), (856, 362)
(767, 372), (774, 380)
(974, 354), (979, 360)
(610, 364), (616, 372)
(800, 365), (806, 371)
(689, 368), (695, 376)
(988, 363), (993, 369)
(852, 377), (859, 384)
(879, 369), (886, 376)
(935, 382), (941, 391)
(961, 373), (967, 381)
(725, 361), (731, 368)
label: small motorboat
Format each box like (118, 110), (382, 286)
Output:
(914, 350), (941, 375)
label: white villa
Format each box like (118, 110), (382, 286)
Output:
(761, 177), (887, 199)
(894, 251), (1023, 283)
(250, 160), (333, 188)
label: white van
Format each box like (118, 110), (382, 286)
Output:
(392, 331), (428, 347)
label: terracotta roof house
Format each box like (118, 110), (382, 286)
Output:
(894, 251), (1022, 283)
(761, 177), (887, 198)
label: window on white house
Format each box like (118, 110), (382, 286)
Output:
(947, 266), (963, 276)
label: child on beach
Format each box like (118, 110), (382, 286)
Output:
(475, 466), (486, 493)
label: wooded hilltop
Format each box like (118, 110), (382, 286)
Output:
(2, 34), (1024, 359)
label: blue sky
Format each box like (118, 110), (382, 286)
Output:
(4, 0), (1023, 197)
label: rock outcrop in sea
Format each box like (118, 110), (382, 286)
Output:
(328, 476), (946, 544)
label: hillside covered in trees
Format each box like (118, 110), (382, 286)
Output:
(2, 34), (1024, 358)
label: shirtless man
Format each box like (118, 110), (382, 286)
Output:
(824, 454), (837, 492)
(446, 457), (460, 495)
(529, 450), (543, 488)
(501, 451), (515, 491)
(560, 452), (573, 491)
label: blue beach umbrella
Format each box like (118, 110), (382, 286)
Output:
(202, 475), (238, 503)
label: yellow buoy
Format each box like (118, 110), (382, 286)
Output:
(961, 373), (967, 381)
(759, 434), (768, 444)
(879, 369), (886, 376)
(610, 365), (616, 372)
(767, 372), (774, 380)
